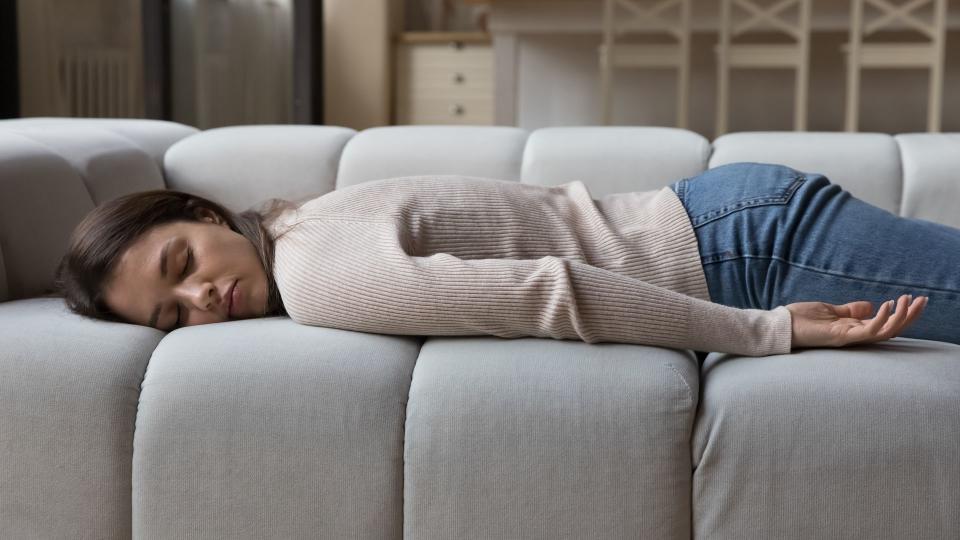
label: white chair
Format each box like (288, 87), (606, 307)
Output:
(598, 0), (693, 128)
(714, 0), (813, 137)
(842, 0), (948, 133)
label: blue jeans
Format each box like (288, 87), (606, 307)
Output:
(669, 161), (960, 346)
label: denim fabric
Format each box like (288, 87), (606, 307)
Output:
(670, 161), (960, 346)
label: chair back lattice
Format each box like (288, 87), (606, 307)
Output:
(844, 0), (948, 132)
(852, 0), (947, 40)
(715, 0), (813, 137)
(723, 0), (809, 40)
(599, 0), (693, 127)
(604, 0), (689, 39)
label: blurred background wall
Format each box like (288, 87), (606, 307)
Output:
(16, 0), (146, 118)
(170, 0), (294, 128)
(4, 0), (958, 137)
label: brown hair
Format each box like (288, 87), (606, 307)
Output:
(49, 189), (301, 326)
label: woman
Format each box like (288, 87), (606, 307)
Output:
(52, 162), (942, 357)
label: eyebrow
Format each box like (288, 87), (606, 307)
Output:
(147, 238), (176, 330)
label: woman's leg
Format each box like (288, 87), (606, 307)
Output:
(670, 161), (960, 346)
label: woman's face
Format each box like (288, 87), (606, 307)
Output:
(103, 208), (269, 331)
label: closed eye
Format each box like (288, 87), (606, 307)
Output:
(175, 247), (193, 327)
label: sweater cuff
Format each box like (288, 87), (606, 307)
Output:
(686, 300), (794, 356)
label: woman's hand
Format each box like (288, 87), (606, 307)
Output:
(786, 294), (928, 350)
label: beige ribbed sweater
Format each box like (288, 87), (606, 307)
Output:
(266, 175), (794, 356)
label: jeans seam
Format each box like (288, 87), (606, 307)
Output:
(691, 175), (806, 229)
(674, 178), (688, 206)
(702, 253), (960, 295)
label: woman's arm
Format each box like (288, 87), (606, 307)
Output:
(274, 219), (795, 356)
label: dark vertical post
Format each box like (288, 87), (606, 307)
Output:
(142, 0), (171, 119)
(293, 0), (323, 124)
(0, 0), (20, 118)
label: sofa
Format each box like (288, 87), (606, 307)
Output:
(0, 117), (957, 540)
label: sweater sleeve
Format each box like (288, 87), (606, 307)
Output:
(274, 218), (794, 357)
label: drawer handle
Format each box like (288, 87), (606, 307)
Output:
(449, 40), (464, 50)
(452, 72), (465, 84)
(449, 103), (465, 116)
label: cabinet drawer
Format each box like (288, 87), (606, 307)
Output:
(394, 36), (493, 125)
(399, 41), (491, 67)
(396, 96), (493, 125)
(396, 44), (492, 91)
(398, 65), (492, 92)
(397, 82), (491, 103)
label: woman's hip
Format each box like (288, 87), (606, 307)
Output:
(669, 161), (960, 308)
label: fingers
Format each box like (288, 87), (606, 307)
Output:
(875, 294), (913, 340)
(858, 298), (894, 341)
(859, 294), (928, 344)
(900, 295), (929, 330)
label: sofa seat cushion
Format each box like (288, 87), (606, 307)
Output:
(132, 317), (419, 539)
(692, 338), (960, 539)
(0, 298), (164, 539)
(404, 336), (700, 540)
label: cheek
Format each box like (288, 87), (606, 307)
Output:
(209, 235), (264, 279)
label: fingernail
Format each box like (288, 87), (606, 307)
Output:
(907, 294), (913, 303)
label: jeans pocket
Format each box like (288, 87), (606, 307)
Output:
(678, 162), (807, 229)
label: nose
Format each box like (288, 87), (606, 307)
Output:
(176, 279), (219, 313)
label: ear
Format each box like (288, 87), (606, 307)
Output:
(194, 207), (227, 226)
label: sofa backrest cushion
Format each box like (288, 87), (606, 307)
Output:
(0, 117), (197, 167)
(896, 133), (960, 229)
(521, 126), (712, 196)
(335, 125), (529, 187)
(0, 119), (197, 302)
(709, 131), (903, 215)
(1, 125), (165, 205)
(163, 125), (356, 214)
(5, 121), (959, 304)
(0, 132), (96, 301)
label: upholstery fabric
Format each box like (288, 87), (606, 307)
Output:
(133, 317), (419, 539)
(0, 298), (164, 539)
(0, 117), (199, 166)
(0, 132), (94, 301)
(693, 338), (960, 539)
(709, 131), (903, 214)
(335, 125), (529, 187)
(896, 133), (960, 228)
(404, 336), (700, 540)
(0, 119), (199, 302)
(163, 125), (357, 213)
(521, 126), (712, 196)
(1, 121), (959, 540)
(0, 125), (165, 204)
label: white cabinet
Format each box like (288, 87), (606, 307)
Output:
(394, 32), (493, 125)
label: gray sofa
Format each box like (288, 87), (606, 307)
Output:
(1, 118), (957, 539)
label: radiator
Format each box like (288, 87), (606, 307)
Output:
(57, 48), (136, 117)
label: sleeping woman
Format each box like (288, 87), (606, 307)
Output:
(52, 162), (949, 357)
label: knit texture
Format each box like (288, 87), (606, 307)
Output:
(265, 175), (793, 356)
